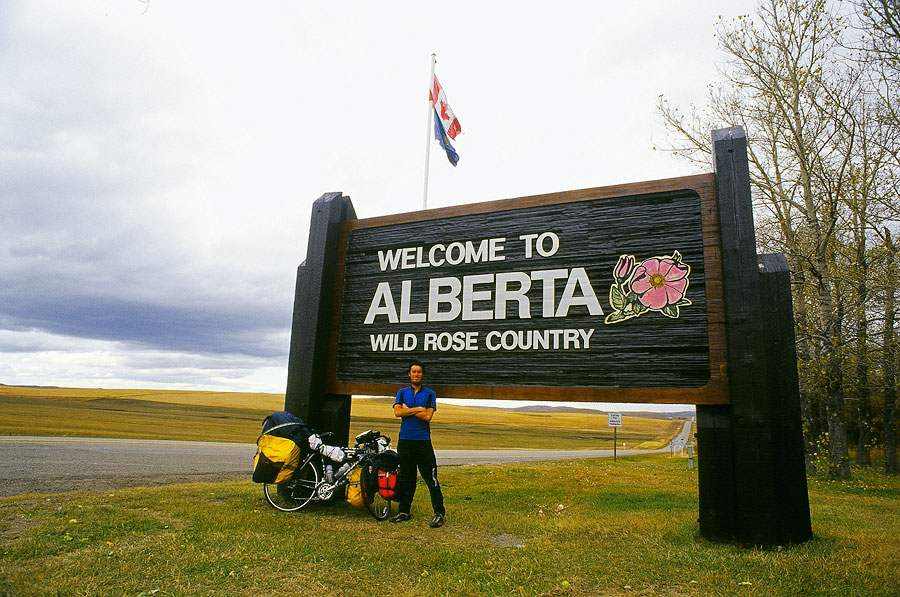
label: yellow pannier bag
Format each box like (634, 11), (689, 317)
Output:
(253, 434), (300, 484)
(345, 467), (364, 508)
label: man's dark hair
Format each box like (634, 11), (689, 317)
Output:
(408, 360), (425, 373)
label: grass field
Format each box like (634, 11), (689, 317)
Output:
(0, 386), (683, 450)
(1, 386), (896, 595)
(1, 455), (898, 596)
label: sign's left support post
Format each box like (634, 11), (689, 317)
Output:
(285, 193), (356, 449)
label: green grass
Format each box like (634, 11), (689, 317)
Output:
(2, 456), (898, 596)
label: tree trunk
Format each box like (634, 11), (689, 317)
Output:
(828, 300), (851, 479)
(885, 230), (899, 475)
(790, 262), (820, 472)
(800, 387), (818, 473)
(856, 354), (873, 465)
(794, 83), (849, 476)
(885, 359), (899, 475)
(856, 233), (873, 465)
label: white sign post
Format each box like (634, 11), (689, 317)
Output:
(608, 412), (622, 461)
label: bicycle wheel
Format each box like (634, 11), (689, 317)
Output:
(360, 460), (393, 521)
(264, 458), (320, 512)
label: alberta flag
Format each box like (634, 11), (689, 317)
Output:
(430, 74), (461, 166)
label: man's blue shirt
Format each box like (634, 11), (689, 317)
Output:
(394, 385), (437, 441)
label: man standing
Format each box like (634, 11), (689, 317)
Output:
(390, 361), (445, 527)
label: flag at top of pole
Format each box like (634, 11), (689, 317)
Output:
(430, 74), (462, 142)
(422, 54), (462, 209)
(430, 74), (461, 166)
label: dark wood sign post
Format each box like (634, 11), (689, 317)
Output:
(284, 127), (811, 547)
(284, 194), (356, 449)
(699, 128), (811, 545)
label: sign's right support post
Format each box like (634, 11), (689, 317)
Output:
(697, 127), (812, 546)
(758, 253), (813, 542)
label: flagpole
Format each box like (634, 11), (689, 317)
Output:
(423, 53), (436, 210)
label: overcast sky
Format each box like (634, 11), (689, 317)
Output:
(0, 1), (755, 407)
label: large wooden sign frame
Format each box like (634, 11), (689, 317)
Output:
(324, 174), (728, 405)
(284, 127), (812, 547)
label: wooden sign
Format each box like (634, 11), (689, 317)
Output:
(325, 174), (727, 405)
(290, 128), (811, 547)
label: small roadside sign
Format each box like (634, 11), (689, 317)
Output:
(607, 412), (623, 462)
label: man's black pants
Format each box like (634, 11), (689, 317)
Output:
(396, 439), (445, 516)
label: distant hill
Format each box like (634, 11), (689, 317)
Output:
(482, 404), (694, 419)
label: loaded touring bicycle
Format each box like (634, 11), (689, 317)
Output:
(252, 411), (400, 520)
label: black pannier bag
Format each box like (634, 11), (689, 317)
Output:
(252, 411), (313, 484)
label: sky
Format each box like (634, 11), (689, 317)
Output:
(0, 0), (756, 410)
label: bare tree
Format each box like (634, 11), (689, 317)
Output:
(656, 0), (896, 478)
(853, 1), (900, 66)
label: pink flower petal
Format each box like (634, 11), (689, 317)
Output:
(665, 281), (687, 304)
(658, 259), (675, 278)
(640, 258), (661, 276)
(664, 262), (689, 281)
(631, 267), (652, 294)
(638, 286), (668, 310)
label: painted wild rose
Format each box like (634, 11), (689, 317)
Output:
(605, 250), (692, 324)
(630, 257), (689, 310)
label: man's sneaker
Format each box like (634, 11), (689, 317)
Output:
(389, 512), (411, 523)
(429, 513), (445, 528)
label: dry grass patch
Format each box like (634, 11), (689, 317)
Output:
(351, 396), (683, 450)
(0, 385), (285, 410)
(1, 387), (685, 450)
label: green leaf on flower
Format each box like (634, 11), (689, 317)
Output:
(604, 311), (627, 324)
(676, 298), (692, 307)
(661, 304), (680, 318)
(609, 285), (625, 310)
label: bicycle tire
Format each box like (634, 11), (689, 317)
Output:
(360, 460), (393, 521)
(263, 457), (319, 512)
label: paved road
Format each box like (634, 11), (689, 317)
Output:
(439, 419), (695, 465)
(0, 420), (693, 497)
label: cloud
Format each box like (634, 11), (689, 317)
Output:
(0, 329), (289, 391)
(0, 1), (294, 369)
(0, 289), (289, 357)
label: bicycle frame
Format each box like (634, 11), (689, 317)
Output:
(262, 429), (394, 519)
(306, 447), (364, 501)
